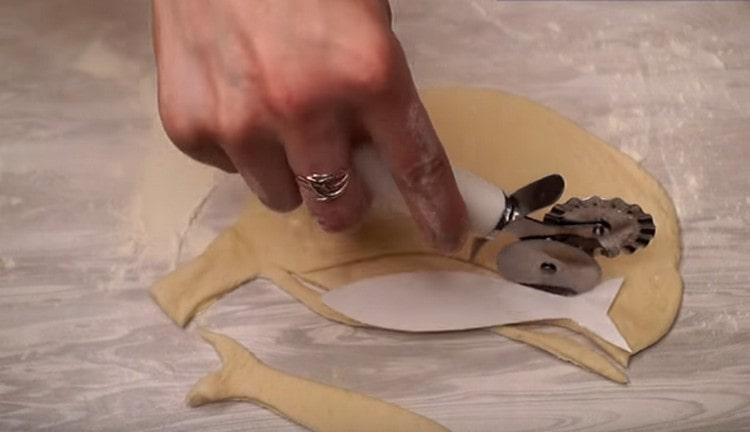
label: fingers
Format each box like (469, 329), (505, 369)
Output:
(363, 62), (467, 252)
(222, 137), (302, 212)
(282, 115), (370, 232)
(159, 94), (302, 211)
(163, 126), (238, 173)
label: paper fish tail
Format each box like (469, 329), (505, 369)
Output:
(569, 278), (631, 352)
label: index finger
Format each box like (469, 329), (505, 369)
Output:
(364, 82), (467, 252)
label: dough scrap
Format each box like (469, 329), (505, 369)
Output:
(152, 88), (681, 428)
(492, 325), (628, 384)
(190, 330), (450, 432)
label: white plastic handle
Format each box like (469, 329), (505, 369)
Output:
(353, 147), (506, 237)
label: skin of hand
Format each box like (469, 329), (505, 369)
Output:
(152, 0), (468, 252)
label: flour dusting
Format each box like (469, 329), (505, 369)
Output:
(122, 77), (219, 267)
(0, 257), (16, 271)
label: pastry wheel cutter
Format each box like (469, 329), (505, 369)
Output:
(312, 149), (656, 348)
(351, 147), (656, 295)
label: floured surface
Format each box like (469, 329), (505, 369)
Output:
(3, 1), (750, 431)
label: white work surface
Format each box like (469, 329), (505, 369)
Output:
(2, 1), (749, 431)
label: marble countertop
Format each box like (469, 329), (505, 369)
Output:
(1, 1), (749, 430)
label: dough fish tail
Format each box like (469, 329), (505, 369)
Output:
(151, 228), (260, 327)
(189, 330), (451, 432)
(187, 329), (262, 407)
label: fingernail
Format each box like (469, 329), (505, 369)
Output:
(422, 211), (461, 253)
(433, 207), (469, 254)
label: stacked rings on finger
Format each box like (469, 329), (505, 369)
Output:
(296, 169), (351, 202)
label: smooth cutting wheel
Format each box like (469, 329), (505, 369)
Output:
(496, 239), (602, 295)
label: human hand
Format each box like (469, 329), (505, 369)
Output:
(152, 0), (467, 252)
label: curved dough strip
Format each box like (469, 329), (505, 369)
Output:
(543, 319), (630, 367)
(493, 325), (628, 384)
(189, 330), (450, 432)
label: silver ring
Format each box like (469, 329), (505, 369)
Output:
(296, 169), (351, 202)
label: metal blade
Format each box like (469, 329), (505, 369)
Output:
(508, 174), (565, 217)
(496, 239), (602, 295)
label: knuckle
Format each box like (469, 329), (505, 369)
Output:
(158, 106), (206, 154)
(259, 35), (398, 119)
(343, 35), (396, 95)
(215, 107), (263, 145)
(263, 82), (314, 121)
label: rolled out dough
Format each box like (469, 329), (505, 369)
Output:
(152, 88), (681, 427)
